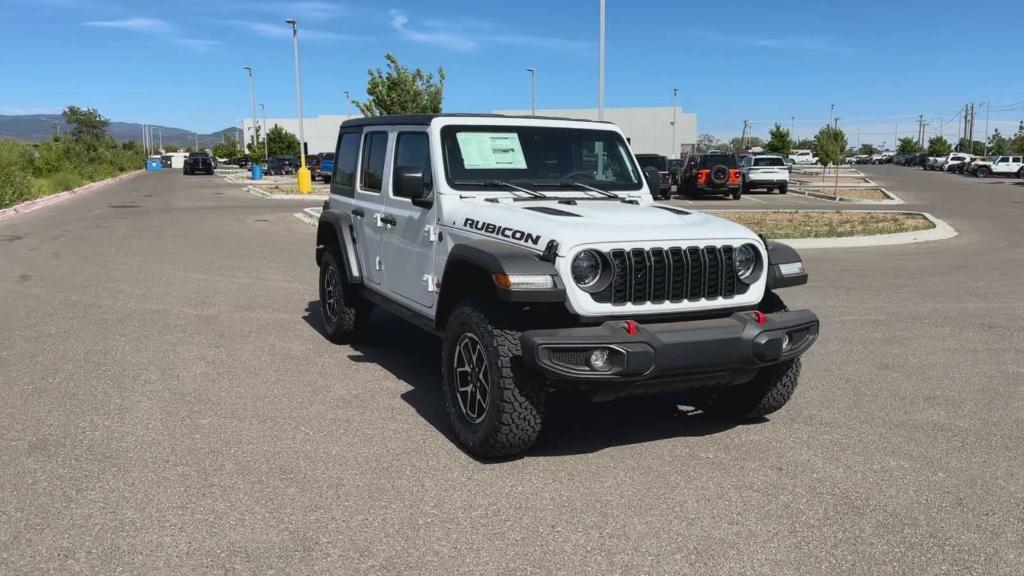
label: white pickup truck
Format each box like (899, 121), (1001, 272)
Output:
(788, 150), (817, 165)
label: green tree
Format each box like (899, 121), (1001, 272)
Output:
(858, 143), (878, 155)
(764, 123), (793, 154)
(696, 133), (720, 153)
(896, 137), (921, 154)
(1011, 121), (1024, 154)
(354, 53), (445, 116)
(986, 129), (1008, 155)
(794, 138), (815, 150)
(61, 106), (110, 141)
(813, 125), (848, 168)
(163, 144), (181, 153)
(927, 136), (952, 156)
(212, 134), (241, 159)
(263, 124), (301, 157)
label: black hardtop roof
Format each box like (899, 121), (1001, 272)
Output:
(339, 113), (614, 129)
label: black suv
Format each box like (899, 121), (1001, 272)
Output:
(680, 153), (742, 199)
(635, 154), (672, 199)
(183, 152), (214, 175)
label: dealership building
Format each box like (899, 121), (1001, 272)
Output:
(244, 106), (697, 158)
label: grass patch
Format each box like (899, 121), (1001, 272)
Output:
(707, 210), (934, 239)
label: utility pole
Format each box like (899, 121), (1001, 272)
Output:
(526, 68), (536, 116)
(790, 115), (795, 137)
(917, 115), (925, 147)
(741, 120), (749, 150)
(158, 127), (163, 151)
(671, 88), (678, 157)
(983, 101), (991, 155)
(597, 0), (605, 120)
(829, 104), (835, 127)
(142, 124), (147, 154)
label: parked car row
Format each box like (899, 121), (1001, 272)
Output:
(892, 151), (1024, 178)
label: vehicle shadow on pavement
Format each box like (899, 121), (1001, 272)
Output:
(304, 302), (745, 459)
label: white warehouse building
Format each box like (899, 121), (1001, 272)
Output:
(244, 106), (697, 158)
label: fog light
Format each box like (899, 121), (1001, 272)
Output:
(588, 348), (611, 371)
(782, 333), (792, 352)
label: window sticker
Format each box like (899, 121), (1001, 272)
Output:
(455, 132), (528, 169)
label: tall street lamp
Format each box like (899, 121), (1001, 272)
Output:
(243, 66), (257, 173)
(526, 68), (536, 116)
(259, 103), (268, 160)
(597, 0), (605, 120)
(344, 91), (352, 116)
(285, 18), (312, 194)
(671, 88), (678, 157)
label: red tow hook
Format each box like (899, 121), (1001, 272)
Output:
(753, 311), (767, 325)
(624, 320), (639, 336)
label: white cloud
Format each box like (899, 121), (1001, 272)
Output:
(390, 10), (476, 52)
(83, 17), (172, 33)
(173, 38), (221, 53)
(690, 30), (852, 54)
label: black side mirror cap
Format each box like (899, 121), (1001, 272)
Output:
(396, 166), (433, 207)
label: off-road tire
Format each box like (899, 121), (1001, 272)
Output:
(318, 245), (369, 344)
(441, 301), (544, 457)
(731, 189), (742, 200)
(702, 291), (800, 419)
(779, 184), (788, 194)
(976, 167), (990, 178)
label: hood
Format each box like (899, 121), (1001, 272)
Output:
(444, 196), (761, 254)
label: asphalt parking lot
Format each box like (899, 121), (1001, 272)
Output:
(1, 166), (1023, 574)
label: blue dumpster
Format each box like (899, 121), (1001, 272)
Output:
(145, 158), (162, 171)
(251, 163), (263, 181)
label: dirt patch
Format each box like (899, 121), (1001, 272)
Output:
(707, 210), (933, 239)
(258, 185), (329, 195)
(803, 187), (890, 201)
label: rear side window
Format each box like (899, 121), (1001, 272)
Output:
(701, 154), (738, 168)
(753, 157), (786, 167)
(360, 131), (388, 193)
(332, 132), (360, 197)
(392, 132), (431, 198)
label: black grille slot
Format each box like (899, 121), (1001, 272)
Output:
(548, 349), (589, 368)
(594, 245), (740, 306)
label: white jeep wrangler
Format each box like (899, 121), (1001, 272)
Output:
(315, 114), (819, 457)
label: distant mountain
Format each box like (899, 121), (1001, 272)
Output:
(0, 114), (238, 150)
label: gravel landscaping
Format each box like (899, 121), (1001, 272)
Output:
(708, 210), (934, 238)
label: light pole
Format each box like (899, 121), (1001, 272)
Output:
(344, 91), (351, 116)
(526, 68), (536, 116)
(671, 88), (678, 157)
(259, 103), (268, 160)
(829, 104), (835, 127)
(790, 115), (795, 137)
(285, 18), (312, 193)
(243, 66), (257, 172)
(598, 0), (605, 120)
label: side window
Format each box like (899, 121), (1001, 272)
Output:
(1013, 157), (1022, 163)
(333, 132), (360, 197)
(392, 132), (431, 198)
(997, 156), (1009, 164)
(359, 131), (388, 193)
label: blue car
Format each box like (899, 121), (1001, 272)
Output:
(315, 152), (334, 183)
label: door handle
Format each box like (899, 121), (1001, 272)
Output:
(352, 208), (365, 217)
(380, 215), (398, 227)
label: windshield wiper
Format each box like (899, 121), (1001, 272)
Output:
(559, 180), (619, 199)
(452, 179), (546, 198)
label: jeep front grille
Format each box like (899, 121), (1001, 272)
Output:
(591, 246), (748, 305)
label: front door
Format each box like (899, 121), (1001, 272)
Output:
(352, 130), (390, 286)
(382, 128), (436, 310)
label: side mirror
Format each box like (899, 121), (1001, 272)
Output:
(642, 166), (660, 195)
(396, 166), (433, 208)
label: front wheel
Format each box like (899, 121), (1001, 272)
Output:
(977, 167), (990, 178)
(441, 302), (544, 457)
(779, 184), (788, 194)
(731, 189), (742, 200)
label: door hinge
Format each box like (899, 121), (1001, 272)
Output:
(375, 256), (382, 271)
(422, 274), (437, 292)
(423, 225), (438, 242)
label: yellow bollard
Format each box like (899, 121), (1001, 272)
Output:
(296, 166), (312, 194)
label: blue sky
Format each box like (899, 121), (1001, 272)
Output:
(2, 0), (1023, 144)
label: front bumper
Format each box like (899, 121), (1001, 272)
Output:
(521, 309), (818, 396)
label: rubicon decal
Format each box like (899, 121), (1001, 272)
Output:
(463, 218), (541, 246)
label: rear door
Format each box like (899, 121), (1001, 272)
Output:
(329, 129), (389, 286)
(382, 127), (436, 310)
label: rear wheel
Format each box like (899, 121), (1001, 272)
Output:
(731, 189), (742, 200)
(977, 167), (990, 178)
(778, 184), (788, 194)
(441, 301), (545, 457)
(318, 246), (370, 343)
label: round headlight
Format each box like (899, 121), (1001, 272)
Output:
(571, 250), (602, 288)
(735, 244), (758, 282)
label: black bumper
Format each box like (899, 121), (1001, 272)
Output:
(521, 309), (818, 396)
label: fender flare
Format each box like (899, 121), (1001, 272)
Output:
(316, 208), (362, 284)
(765, 240), (807, 289)
(441, 239), (565, 303)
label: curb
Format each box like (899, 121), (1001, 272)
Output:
(246, 185), (329, 201)
(294, 206), (321, 226)
(709, 209), (957, 249)
(0, 170), (145, 223)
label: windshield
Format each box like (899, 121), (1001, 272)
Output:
(753, 156), (786, 167)
(636, 155), (668, 171)
(442, 125), (642, 191)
